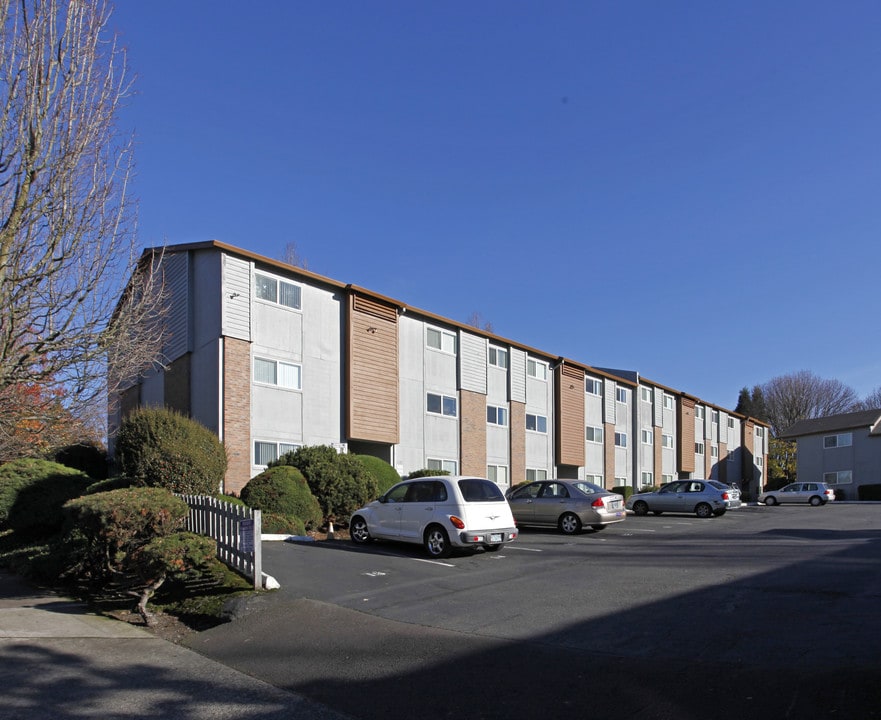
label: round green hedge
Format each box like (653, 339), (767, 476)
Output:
(0, 458), (93, 534)
(114, 407), (227, 495)
(241, 466), (322, 530)
(354, 455), (401, 497)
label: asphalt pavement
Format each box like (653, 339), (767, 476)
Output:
(0, 569), (352, 720)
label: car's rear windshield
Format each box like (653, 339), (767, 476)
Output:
(458, 479), (505, 502)
(572, 481), (604, 496)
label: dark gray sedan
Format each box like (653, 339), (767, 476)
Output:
(506, 480), (626, 534)
(625, 480), (738, 518)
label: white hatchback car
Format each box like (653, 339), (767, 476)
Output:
(759, 482), (836, 506)
(349, 476), (518, 558)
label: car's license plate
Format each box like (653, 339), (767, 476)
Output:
(610, 500), (622, 509)
(489, 533), (503, 543)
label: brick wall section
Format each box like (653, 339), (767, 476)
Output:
(164, 353), (191, 416)
(223, 337), (252, 495)
(743, 420), (756, 486)
(719, 442), (729, 483)
(460, 389), (487, 476)
(510, 401), (526, 485)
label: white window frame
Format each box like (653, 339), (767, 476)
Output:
(662, 474), (674, 484)
(526, 468), (548, 483)
(695, 442), (705, 455)
(488, 346), (508, 369)
(426, 326), (457, 354)
(526, 413), (548, 433)
(824, 470), (853, 485)
(527, 359), (548, 381)
(728, 417), (736, 429)
(615, 432), (627, 448)
(640, 387), (652, 402)
(712, 410), (720, 424)
(254, 440), (301, 467)
(616, 387), (628, 404)
(711, 445), (719, 458)
(586, 378), (602, 395)
(641, 429), (653, 445)
(662, 433), (674, 449)
(427, 392), (458, 417)
(823, 433), (852, 449)
(586, 426), (603, 443)
(427, 458), (458, 474)
(487, 405), (508, 427)
(255, 272), (302, 310)
(487, 465), (508, 485)
(664, 394), (675, 410)
(641, 471), (654, 486)
(585, 474), (603, 485)
(695, 405), (705, 420)
(254, 357), (302, 390)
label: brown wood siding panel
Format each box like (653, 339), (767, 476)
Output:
(348, 293), (399, 443)
(460, 390), (487, 476)
(678, 397), (696, 474)
(223, 337), (251, 496)
(556, 365), (585, 467)
(510, 401), (526, 485)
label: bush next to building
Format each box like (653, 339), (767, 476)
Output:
(0, 458), (93, 535)
(354, 455), (400, 496)
(114, 407), (227, 495)
(270, 445), (379, 521)
(612, 485), (634, 500)
(54, 442), (109, 479)
(407, 468), (451, 479)
(240, 466), (322, 531)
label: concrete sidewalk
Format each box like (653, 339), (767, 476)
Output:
(0, 570), (352, 720)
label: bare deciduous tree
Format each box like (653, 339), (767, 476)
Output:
(762, 370), (861, 437)
(0, 0), (165, 459)
(859, 386), (881, 411)
(282, 241), (309, 270)
(466, 311), (494, 334)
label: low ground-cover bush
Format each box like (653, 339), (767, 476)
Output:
(114, 408), (227, 495)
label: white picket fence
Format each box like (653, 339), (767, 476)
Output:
(178, 495), (263, 590)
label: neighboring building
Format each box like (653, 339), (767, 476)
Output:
(779, 409), (881, 500)
(109, 241), (769, 497)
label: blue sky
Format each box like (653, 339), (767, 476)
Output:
(111, 1), (881, 409)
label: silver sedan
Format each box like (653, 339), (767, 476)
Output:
(626, 480), (736, 518)
(506, 480), (626, 534)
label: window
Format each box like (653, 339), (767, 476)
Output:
(695, 406), (705, 420)
(426, 327), (457, 354)
(824, 470), (853, 485)
(756, 456), (764, 467)
(641, 429), (653, 445)
(585, 474), (603, 485)
(616, 387), (628, 404)
(756, 427), (765, 438)
(526, 413), (547, 433)
(824, 433), (852, 449)
(526, 468), (548, 483)
(662, 474), (674, 484)
(487, 465), (508, 485)
(728, 417), (736, 429)
(695, 442), (705, 455)
(488, 346), (508, 369)
(255, 273), (301, 310)
(640, 387), (652, 402)
(641, 472), (653, 486)
(254, 357), (302, 390)
(586, 378), (602, 395)
(427, 393), (458, 417)
(254, 441), (300, 466)
(615, 432), (627, 448)
(664, 394), (674, 410)
(527, 359), (548, 380)
(586, 426), (603, 443)
(711, 446), (719, 458)
(662, 434), (674, 449)
(712, 410), (720, 424)
(487, 405), (508, 426)
(427, 458), (458, 474)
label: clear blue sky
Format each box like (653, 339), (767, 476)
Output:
(111, 1), (881, 410)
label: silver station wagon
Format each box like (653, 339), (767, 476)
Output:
(349, 476), (518, 558)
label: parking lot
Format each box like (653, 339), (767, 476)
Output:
(187, 503), (881, 720)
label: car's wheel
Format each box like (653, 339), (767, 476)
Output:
(590, 524), (607, 531)
(695, 503), (713, 519)
(349, 516), (372, 544)
(809, 496), (823, 506)
(558, 512), (582, 535)
(424, 525), (452, 558)
(764, 496), (777, 506)
(483, 544), (502, 552)
(632, 501), (649, 516)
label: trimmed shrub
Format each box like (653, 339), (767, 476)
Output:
(407, 468), (450, 479)
(612, 485), (634, 500)
(261, 513), (306, 535)
(84, 476), (133, 495)
(54, 442), (109, 479)
(355, 455), (400, 497)
(63, 487), (189, 579)
(240, 466), (322, 530)
(0, 459), (93, 534)
(114, 407), (227, 495)
(271, 446), (379, 520)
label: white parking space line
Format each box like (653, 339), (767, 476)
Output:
(505, 545), (543, 552)
(412, 558), (456, 567)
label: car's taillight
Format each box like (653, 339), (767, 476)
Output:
(722, 492), (730, 500)
(449, 515), (465, 530)
(591, 498), (605, 508)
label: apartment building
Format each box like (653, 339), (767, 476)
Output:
(110, 241), (769, 497)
